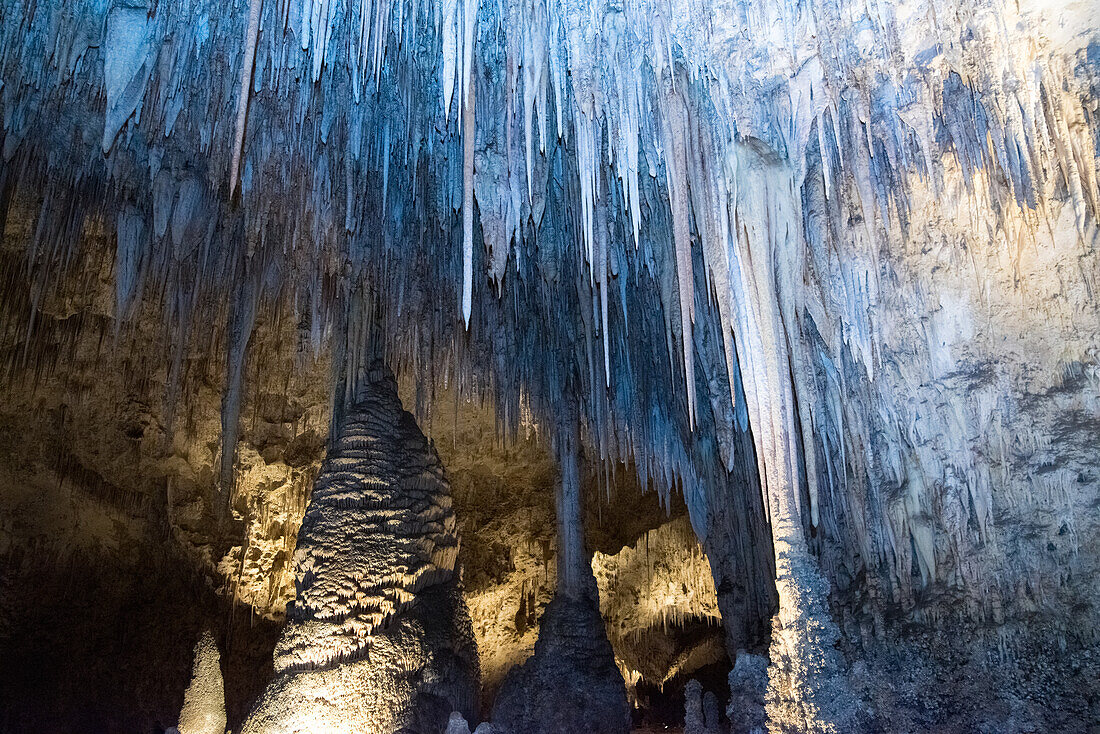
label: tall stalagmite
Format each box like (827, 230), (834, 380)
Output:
(240, 361), (478, 734)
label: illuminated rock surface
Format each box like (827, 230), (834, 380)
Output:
(0, 0), (1098, 730)
(240, 362), (478, 733)
(178, 630), (228, 734)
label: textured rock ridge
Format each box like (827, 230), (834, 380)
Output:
(240, 363), (478, 734)
(727, 653), (768, 734)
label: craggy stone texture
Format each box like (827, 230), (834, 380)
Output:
(2, 0), (1100, 729)
(445, 711), (473, 734)
(684, 679), (706, 734)
(592, 517), (727, 695)
(178, 630), (227, 734)
(241, 363), (478, 734)
(727, 653), (768, 734)
(702, 690), (722, 734)
(491, 577), (630, 734)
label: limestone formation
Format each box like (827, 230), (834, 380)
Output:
(446, 712), (473, 734)
(240, 364), (478, 733)
(177, 630), (226, 734)
(491, 579), (630, 734)
(727, 653), (768, 734)
(703, 691), (722, 734)
(684, 679), (706, 734)
(0, 0), (1097, 730)
(491, 430), (629, 734)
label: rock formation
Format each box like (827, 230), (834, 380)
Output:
(0, 0), (1097, 729)
(685, 679), (706, 734)
(445, 711), (473, 734)
(177, 630), (227, 734)
(491, 426), (630, 734)
(240, 363), (478, 733)
(727, 653), (769, 734)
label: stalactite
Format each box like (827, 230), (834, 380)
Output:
(219, 277), (259, 519)
(461, 40), (476, 330)
(230, 0), (264, 198)
(1, 2), (1098, 730)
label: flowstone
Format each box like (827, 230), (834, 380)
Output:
(240, 363), (478, 734)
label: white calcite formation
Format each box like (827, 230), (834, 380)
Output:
(1, 0), (1098, 729)
(239, 362), (478, 733)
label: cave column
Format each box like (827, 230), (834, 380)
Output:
(490, 417), (629, 734)
(738, 269), (860, 734)
(554, 420), (585, 598)
(719, 151), (861, 733)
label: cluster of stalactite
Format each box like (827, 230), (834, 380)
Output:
(2, 0), (1099, 728)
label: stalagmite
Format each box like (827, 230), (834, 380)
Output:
(446, 712), (473, 734)
(177, 631), (226, 734)
(684, 679), (706, 734)
(240, 361), (478, 733)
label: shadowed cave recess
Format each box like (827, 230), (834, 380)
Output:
(0, 0), (1099, 731)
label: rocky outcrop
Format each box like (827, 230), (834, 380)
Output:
(240, 363), (478, 734)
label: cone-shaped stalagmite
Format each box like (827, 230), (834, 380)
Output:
(177, 631), (226, 734)
(241, 362), (478, 733)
